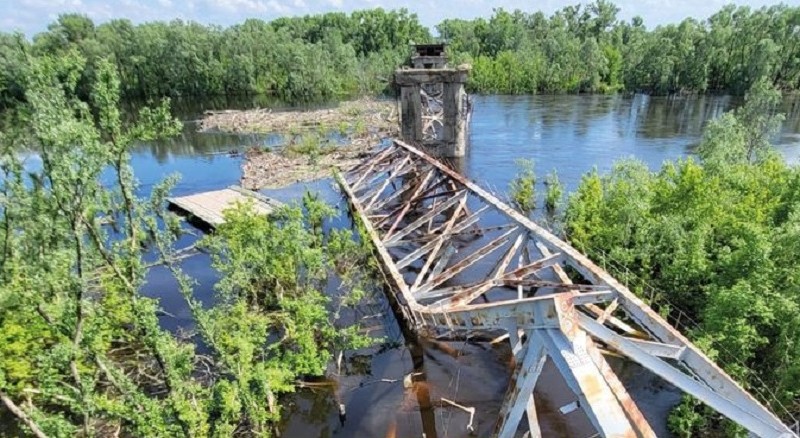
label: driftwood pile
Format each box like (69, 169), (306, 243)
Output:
(200, 99), (397, 135)
(199, 99), (399, 189)
(239, 143), (372, 190)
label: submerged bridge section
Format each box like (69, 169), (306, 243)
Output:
(338, 139), (797, 438)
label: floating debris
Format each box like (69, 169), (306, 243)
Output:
(200, 99), (400, 189)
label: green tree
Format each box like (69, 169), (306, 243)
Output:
(4, 4), (800, 104)
(544, 170), (564, 213)
(698, 78), (785, 165)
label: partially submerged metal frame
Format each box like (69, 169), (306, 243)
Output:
(337, 139), (797, 438)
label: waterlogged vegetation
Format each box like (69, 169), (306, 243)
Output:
(563, 80), (800, 436)
(0, 53), (379, 437)
(544, 171), (564, 214)
(510, 161), (565, 219)
(228, 101), (398, 190)
(509, 158), (538, 215)
(201, 99), (398, 189)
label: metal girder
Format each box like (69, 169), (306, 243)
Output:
(417, 292), (613, 332)
(504, 324), (544, 438)
(414, 227), (518, 296)
(384, 191), (466, 244)
(579, 314), (794, 438)
(364, 156), (412, 210)
(337, 139), (798, 438)
(540, 328), (638, 438)
(495, 334), (546, 438)
(539, 245), (656, 438)
(410, 193), (467, 291)
(384, 168), (435, 239)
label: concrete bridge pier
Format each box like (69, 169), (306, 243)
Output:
(395, 66), (471, 158)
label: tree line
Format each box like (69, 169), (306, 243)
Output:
(442, 2), (800, 95)
(2, 2), (800, 110)
(0, 9), (429, 108)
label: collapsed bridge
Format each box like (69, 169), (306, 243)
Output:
(337, 139), (798, 438)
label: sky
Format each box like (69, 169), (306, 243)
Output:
(2, 0), (799, 37)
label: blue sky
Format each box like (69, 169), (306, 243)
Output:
(2, 0), (798, 37)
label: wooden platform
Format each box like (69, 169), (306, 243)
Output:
(167, 185), (283, 228)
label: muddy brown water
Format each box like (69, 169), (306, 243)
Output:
(127, 94), (800, 438)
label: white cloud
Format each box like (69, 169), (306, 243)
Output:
(212, 0), (270, 13)
(3, 0), (794, 37)
(266, 0), (289, 14)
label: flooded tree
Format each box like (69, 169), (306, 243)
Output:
(509, 158), (537, 215)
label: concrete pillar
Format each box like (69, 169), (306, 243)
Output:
(400, 84), (422, 143)
(395, 66), (471, 158)
(442, 81), (466, 157)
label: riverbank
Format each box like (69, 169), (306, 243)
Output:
(200, 98), (398, 189)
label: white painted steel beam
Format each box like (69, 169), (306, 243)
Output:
(540, 328), (638, 437)
(579, 314), (795, 438)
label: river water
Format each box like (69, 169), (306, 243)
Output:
(134, 94), (800, 438)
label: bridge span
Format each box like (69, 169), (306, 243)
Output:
(337, 139), (798, 438)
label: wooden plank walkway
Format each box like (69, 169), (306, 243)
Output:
(167, 185), (283, 228)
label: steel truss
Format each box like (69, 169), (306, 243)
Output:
(337, 139), (797, 438)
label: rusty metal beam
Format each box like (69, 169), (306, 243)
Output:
(363, 156), (411, 210)
(437, 253), (563, 308)
(430, 232), (525, 307)
(336, 170), (421, 327)
(348, 145), (399, 191)
(584, 337), (657, 438)
(427, 243), (457, 283)
(501, 253), (563, 280)
(415, 227), (518, 295)
(537, 243), (648, 339)
(537, 243), (655, 437)
(384, 168), (435, 239)
(386, 205), (488, 249)
(495, 334), (546, 438)
(385, 191), (466, 245)
(410, 195), (467, 290)
(418, 292), (613, 333)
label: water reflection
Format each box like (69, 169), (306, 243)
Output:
(467, 94), (800, 194)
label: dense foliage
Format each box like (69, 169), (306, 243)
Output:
(0, 9), (430, 108)
(564, 81), (800, 436)
(0, 53), (375, 436)
(3, 2), (800, 110)
(442, 2), (800, 94)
